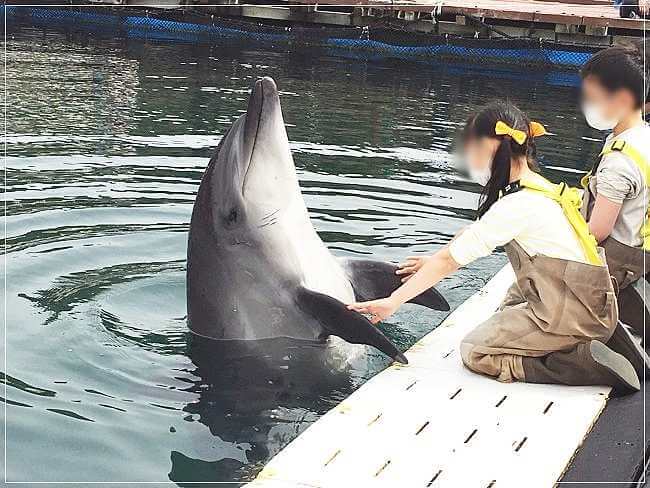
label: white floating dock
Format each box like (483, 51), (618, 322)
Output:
(246, 265), (611, 488)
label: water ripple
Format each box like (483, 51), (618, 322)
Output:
(4, 27), (604, 484)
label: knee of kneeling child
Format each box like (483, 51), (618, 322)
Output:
(460, 340), (505, 378)
(459, 341), (478, 370)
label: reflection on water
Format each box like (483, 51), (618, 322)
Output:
(3, 27), (606, 483)
(171, 336), (366, 484)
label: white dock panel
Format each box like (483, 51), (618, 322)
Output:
(246, 265), (610, 488)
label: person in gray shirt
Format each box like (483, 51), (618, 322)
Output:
(580, 46), (650, 374)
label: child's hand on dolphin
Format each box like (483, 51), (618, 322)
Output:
(347, 297), (400, 324)
(396, 256), (428, 282)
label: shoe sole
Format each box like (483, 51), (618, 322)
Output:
(590, 340), (641, 393)
(609, 323), (650, 379)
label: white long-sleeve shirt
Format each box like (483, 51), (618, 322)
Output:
(449, 173), (588, 266)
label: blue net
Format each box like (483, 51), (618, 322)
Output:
(3, 6), (600, 69)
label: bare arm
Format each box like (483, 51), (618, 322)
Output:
(396, 228), (466, 282)
(391, 247), (459, 305)
(588, 194), (622, 243)
(348, 247), (460, 324)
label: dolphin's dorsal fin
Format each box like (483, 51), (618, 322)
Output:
(295, 287), (408, 364)
(343, 260), (450, 311)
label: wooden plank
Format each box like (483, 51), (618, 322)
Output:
(536, 13), (584, 24)
(582, 14), (645, 29)
(289, 0), (645, 31)
(441, 5), (537, 21)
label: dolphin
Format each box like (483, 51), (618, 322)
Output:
(186, 77), (449, 364)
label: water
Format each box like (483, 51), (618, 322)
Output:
(3, 29), (606, 485)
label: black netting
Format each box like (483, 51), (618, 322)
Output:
(3, 6), (602, 69)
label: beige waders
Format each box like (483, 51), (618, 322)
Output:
(581, 139), (650, 337)
(599, 237), (649, 336)
(459, 241), (631, 387)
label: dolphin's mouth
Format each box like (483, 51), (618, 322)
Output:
(241, 77), (279, 197)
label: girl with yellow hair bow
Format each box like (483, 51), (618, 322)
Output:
(349, 100), (639, 393)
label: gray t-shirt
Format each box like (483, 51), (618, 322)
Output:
(588, 124), (648, 248)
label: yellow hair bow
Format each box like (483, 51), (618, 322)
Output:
(495, 120), (527, 145)
(529, 121), (547, 138)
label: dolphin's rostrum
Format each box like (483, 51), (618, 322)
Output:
(187, 77), (449, 364)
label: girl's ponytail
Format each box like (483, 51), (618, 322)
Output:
(478, 138), (512, 217)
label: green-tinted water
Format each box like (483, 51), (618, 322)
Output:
(4, 29), (604, 484)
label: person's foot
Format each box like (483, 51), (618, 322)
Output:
(522, 341), (640, 393)
(607, 322), (649, 379)
(589, 340), (640, 393)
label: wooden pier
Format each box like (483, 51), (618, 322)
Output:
(288, 0), (646, 31)
(106, 0), (646, 45)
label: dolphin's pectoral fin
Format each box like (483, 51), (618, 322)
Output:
(295, 287), (408, 364)
(344, 259), (450, 311)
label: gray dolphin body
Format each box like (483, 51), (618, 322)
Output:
(187, 77), (449, 364)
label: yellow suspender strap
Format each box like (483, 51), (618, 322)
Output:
(580, 139), (650, 187)
(599, 139), (650, 250)
(520, 177), (603, 266)
(600, 139), (650, 182)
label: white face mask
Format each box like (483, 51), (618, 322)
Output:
(469, 163), (492, 186)
(582, 102), (618, 131)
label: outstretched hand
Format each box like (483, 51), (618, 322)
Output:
(395, 256), (428, 282)
(347, 297), (400, 324)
